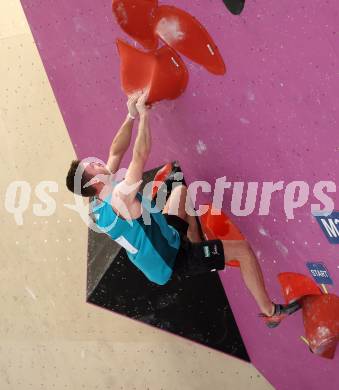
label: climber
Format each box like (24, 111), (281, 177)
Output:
(66, 90), (300, 328)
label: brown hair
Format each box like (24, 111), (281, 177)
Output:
(66, 160), (97, 197)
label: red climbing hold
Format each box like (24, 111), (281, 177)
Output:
(116, 39), (188, 104)
(112, 0), (158, 50)
(151, 162), (173, 199)
(278, 272), (322, 304)
(154, 6), (226, 75)
(302, 294), (339, 359)
(200, 204), (244, 241)
(200, 204), (242, 267)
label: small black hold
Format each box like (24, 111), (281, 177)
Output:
(223, 0), (246, 15)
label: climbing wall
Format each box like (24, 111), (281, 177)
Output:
(19, 0), (339, 389)
(1, 1), (272, 389)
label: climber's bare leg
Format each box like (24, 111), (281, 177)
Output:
(222, 240), (274, 316)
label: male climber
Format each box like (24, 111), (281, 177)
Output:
(66, 90), (300, 328)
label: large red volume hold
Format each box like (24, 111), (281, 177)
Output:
(302, 294), (339, 359)
(148, 45), (188, 103)
(154, 5), (226, 75)
(112, 0), (158, 50)
(278, 272), (322, 304)
(116, 39), (188, 104)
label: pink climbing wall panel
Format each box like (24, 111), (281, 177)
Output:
(20, 0), (339, 389)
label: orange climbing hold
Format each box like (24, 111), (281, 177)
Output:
(278, 272), (322, 304)
(154, 6), (226, 75)
(302, 294), (339, 359)
(112, 0), (158, 50)
(200, 204), (242, 267)
(116, 39), (188, 104)
(200, 204), (244, 241)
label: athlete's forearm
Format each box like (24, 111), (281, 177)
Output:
(132, 112), (151, 161)
(109, 114), (134, 156)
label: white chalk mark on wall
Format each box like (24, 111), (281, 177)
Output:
(275, 240), (289, 257)
(247, 91), (255, 101)
(196, 140), (207, 154)
(240, 117), (250, 125)
(258, 226), (270, 237)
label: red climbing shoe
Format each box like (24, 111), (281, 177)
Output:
(259, 301), (301, 328)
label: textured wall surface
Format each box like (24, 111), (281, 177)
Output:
(18, 0), (339, 389)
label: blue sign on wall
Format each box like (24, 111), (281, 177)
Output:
(314, 211), (339, 244)
(306, 262), (333, 285)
